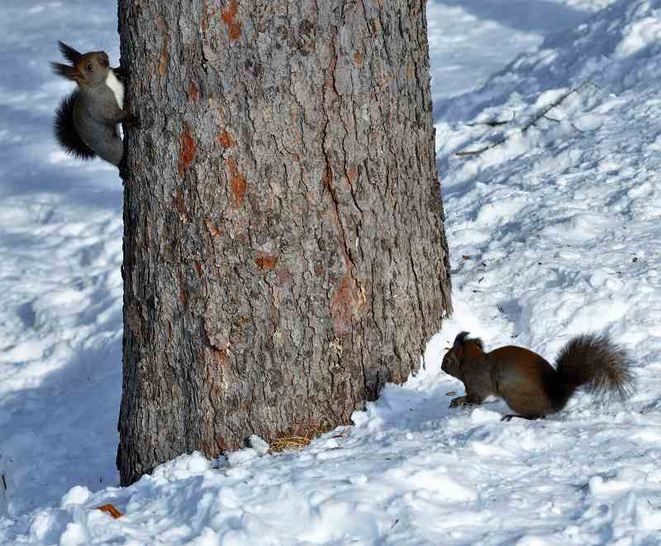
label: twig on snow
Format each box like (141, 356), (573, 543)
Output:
(455, 80), (596, 158)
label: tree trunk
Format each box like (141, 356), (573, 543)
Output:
(117, 0), (452, 486)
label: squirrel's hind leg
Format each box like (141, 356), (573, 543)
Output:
(449, 396), (469, 408)
(449, 393), (484, 408)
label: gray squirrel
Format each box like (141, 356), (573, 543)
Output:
(51, 41), (131, 166)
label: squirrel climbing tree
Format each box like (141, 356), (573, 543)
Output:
(117, 0), (452, 485)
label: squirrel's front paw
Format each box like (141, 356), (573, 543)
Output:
(124, 113), (141, 128)
(449, 396), (468, 408)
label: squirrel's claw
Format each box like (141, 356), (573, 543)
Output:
(449, 396), (468, 408)
(124, 113), (140, 128)
(113, 66), (129, 82)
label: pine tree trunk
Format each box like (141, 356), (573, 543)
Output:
(117, 0), (452, 486)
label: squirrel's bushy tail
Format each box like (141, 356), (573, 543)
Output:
(54, 92), (96, 160)
(551, 334), (634, 411)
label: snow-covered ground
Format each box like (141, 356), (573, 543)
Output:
(0, 0), (660, 544)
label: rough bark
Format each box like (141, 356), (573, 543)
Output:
(117, 0), (452, 486)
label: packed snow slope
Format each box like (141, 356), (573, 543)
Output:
(1, 0), (660, 544)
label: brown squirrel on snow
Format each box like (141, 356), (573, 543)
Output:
(442, 332), (634, 421)
(51, 41), (131, 166)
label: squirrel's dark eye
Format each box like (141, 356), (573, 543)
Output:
(86, 63), (93, 72)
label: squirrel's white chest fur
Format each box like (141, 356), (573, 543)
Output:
(105, 70), (124, 110)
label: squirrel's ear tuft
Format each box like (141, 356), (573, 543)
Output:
(453, 332), (470, 348)
(58, 41), (82, 63)
(51, 62), (78, 81)
(452, 332), (470, 359)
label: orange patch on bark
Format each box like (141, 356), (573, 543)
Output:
(353, 51), (363, 67)
(226, 157), (246, 207)
(221, 0), (242, 42)
(330, 272), (366, 336)
(96, 504), (123, 519)
(255, 252), (278, 271)
(201, 340), (230, 378)
(193, 260), (203, 277)
(211, 347), (229, 366)
(158, 48), (169, 76)
(156, 17), (169, 76)
(188, 80), (200, 102)
(346, 166), (358, 184)
(201, 1), (210, 34)
(217, 129), (233, 148)
(205, 218), (221, 238)
(173, 189), (190, 220)
(178, 126), (197, 177)
(322, 165), (332, 189)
